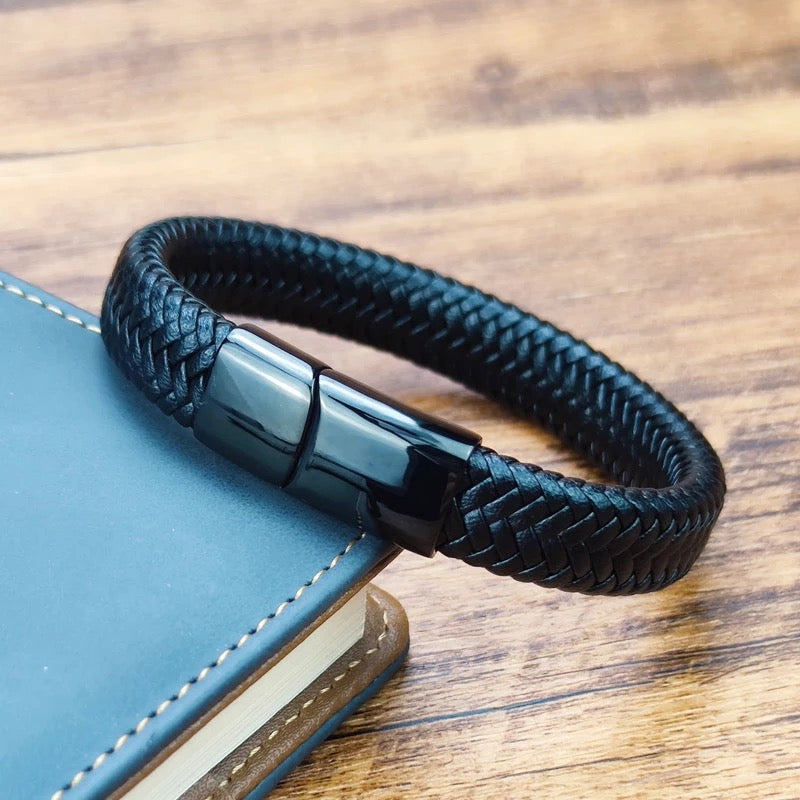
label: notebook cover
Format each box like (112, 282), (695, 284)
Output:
(0, 272), (403, 800)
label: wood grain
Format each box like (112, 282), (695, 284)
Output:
(2, 2), (798, 798)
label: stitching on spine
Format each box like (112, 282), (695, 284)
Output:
(49, 533), (365, 800)
(0, 278), (102, 335)
(203, 607), (390, 800)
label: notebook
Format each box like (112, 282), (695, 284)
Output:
(0, 271), (409, 800)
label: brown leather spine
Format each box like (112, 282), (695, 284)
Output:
(181, 586), (408, 800)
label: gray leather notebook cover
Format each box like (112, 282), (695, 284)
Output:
(0, 272), (408, 800)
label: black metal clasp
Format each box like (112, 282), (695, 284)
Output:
(193, 324), (481, 557)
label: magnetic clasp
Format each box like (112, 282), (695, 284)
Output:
(285, 370), (480, 556)
(194, 325), (481, 557)
(193, 325), (327, 486)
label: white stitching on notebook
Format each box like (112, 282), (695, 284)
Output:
(1, 276), (372, 799)
(203, 607), (390, 800)
(0, 278), (102, 335)
(49, 532), (365, 800)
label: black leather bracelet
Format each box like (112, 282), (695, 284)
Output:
(101, 217), (725, 595)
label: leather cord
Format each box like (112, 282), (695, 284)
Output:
(101, 217), (725, 595)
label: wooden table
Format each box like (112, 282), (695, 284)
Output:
(3, 2), (798, 798)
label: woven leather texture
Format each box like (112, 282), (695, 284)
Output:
(102, 217), (725, 595)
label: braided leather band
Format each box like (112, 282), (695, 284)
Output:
(101, 217), (725, 595)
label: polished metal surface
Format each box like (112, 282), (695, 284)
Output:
(194, 325), (326, 486)
(286, 371), (480, 556)
(194, 325), (481, 556)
